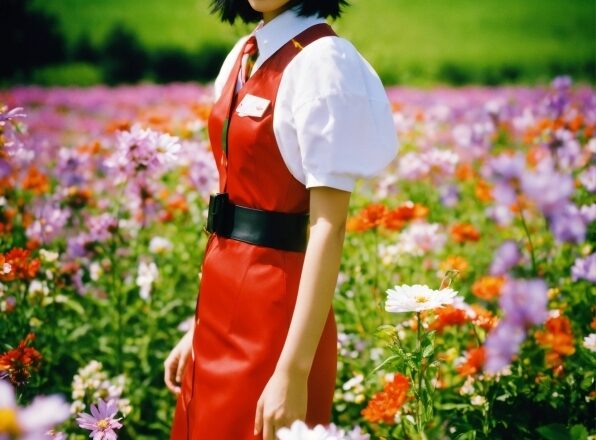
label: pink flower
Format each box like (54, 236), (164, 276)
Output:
(76, 399), (123, 440)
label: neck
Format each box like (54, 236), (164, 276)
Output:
(262, 5), (291, 23)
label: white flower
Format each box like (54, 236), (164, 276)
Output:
(0, 380), (70, 438)
(275, 420), (330, 440)
(385, 284), (458, 313)
(39, 249), (59, 263)
(89, 262), (103, 281)
(136, 259), (159, 300)
(28, 280), (49, 297)
(149, 236), (173, 254)
(583, 333), (596, 352)
(470, 395), (487, 406)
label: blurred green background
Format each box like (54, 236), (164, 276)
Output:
(3, 0), (595, 86)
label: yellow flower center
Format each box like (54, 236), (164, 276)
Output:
(0, 408), (22, 436)
(97, 419), (110, 430)
(415, 295), (429, 303)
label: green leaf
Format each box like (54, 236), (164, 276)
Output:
(422, 344), (434, 358)
(537, 424), (571, 440)
(63, 298), (86, 316)
(570, 425), (588, 440)
(367, 354), (400, 377)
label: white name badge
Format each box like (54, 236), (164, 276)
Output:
(236, 94), (271, 118)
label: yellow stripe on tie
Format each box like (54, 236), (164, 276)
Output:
(291, 39), (304, 50)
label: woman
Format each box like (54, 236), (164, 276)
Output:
(165, 1), (398, 439)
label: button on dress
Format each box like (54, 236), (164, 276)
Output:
(169, 23), (339, 440)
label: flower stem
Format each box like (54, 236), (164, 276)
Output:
(416, 311), (423, 436)
(518, 208), (537, 275)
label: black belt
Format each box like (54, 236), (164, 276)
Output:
(205, 193), (309, 252)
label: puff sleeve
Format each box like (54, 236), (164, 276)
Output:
(273, 36), (399, 192)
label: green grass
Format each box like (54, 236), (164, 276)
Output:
(31, 0), (595, 85)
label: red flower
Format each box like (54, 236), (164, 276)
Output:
(456, 347), (485, 376)
(0, 248), (41, 282)
(429, 305), (469, 333)
(535, 315), (575, 369)
(361, 373), (410, 424)
(0, 333), (43, 386)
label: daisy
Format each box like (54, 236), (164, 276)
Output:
(76, 398), (123, 440)
(385, 284), (458, 313)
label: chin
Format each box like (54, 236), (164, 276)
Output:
(247, 0), (290, 13)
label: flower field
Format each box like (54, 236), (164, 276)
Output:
(0, 78), (594, 439)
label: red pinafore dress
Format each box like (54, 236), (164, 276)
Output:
(170, 23), (338, 439)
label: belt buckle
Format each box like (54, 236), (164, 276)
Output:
(206, 192), (229, 234)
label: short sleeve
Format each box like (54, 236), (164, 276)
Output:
(274, 36), (399, 192)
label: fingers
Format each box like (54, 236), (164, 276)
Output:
(176, 349), (189, 387)
(263, 411), (274, 440)
(254, 397), (263, 436)
(163, 351), (180, 394)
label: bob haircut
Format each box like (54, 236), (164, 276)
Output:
(210, 0), (349, 24)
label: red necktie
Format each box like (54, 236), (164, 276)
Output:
(240, 35), (258, 86)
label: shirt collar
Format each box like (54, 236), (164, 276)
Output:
(252, 8), (326, 69)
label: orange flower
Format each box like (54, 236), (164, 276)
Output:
(471, 275), (505, 301)
(456, 347), (485, 376)
(381, 202), (428, 230)
(470, 304), (497, 331)
(429, 305), (468, 332)
(0, 333), (43, 386)
(475, 179), (493, 202)
(0, 248), (40, 282)
(347, 202), (429, 232)
(105, 119), (132, 134)
(361, 373), (410, 424)
(347, 204), (388, 232)
(455, 162), (475, 181)
(439, 255), (469, 276)
(191, 103), (212, 122)
(450, 223), (480, 243)
(535, 315), (575, 368)
(22, 166), (49, 194)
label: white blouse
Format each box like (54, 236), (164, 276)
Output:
(213, 7), (398, 192)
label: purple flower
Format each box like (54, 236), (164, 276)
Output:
(484, 320), (526, 374)
(0, 106), (27, 122)
(520, 165), (574, 217)
(549, 204), (587, 244)
(0, 379), (70, 439)
(578, 166), (596, 193)
(579, 203), (596, 224)
(499, 277), (549, 327)
(489, 240), (521, 276)
(106, 123), (181, 178)
(439, 184), (460, 207)
(187, 146), (218, 200)
(551, 75), (572, 91)
(76, 398), (123, 440)
(25, 203), (71, 244)
(87, 213), (118, 242)
(571, 253), (596, 283)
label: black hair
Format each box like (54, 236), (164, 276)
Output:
(210, 0), (349, 24)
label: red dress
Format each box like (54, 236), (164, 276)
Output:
(169, 23), (338, 439)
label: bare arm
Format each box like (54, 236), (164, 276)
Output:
(275, 186), (351, 376)
(254, 186), (351, 439)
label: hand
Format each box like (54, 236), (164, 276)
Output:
(254, 369), (309, 440)
(164, 324), (195, 395)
